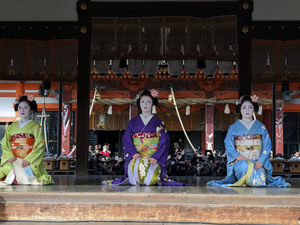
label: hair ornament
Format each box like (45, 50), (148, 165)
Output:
(27, 95), (35, 102)
(150, 89), (159, 98)
(236, 96), (243, 105)
(236, 94), (259, 105)
(251, 94), (259, 103)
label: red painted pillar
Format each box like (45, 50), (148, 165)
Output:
(15, 81), (25, 118)
(61, 89), (72, 155)
(16, 81), (24, 99)
(205, 104), (214, 152)
(275, 105), (284, 156)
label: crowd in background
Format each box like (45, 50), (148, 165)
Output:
(166, 147), (227, 177)
(88, 142), (227, 176)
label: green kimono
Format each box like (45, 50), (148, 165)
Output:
(0, 120), (53, 185)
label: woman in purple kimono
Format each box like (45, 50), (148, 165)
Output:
(207, 95), (289, 187)
(112, 89), (185, 186)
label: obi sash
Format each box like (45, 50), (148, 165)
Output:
(234, 134), (262, 160)
(11, 133), (35, 159)
(132, 132), (159, 158)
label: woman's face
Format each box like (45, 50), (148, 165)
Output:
(18, 101), (31, 120)
(240, 101), (254, 120)
(140, 95), (153, 114)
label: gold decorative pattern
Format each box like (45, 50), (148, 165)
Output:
(242, 2), (249, 10)
(242, 26), (249, 33)
(81, 3), (87, 10)
(80, 27), (87, 34)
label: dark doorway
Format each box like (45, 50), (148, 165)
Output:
(168, 131), (185, 154)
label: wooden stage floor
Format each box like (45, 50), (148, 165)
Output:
(0, 175), (299, 225)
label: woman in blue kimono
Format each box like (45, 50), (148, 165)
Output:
(207, 95), (289, 187)
(111, 89), (185, 186)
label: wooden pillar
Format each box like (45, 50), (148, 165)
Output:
(76, 0), (91, 175)
(205, 104), (214, 152)
(130, 104), (138, 119)
(237, 0), (253, 97)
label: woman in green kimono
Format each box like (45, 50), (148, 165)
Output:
(0, 95), (53, 185)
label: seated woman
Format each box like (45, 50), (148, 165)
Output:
(0, 95), (54, 185)
(100, 144), (111, 158)
(111, 89), (185, 186)
(207, 95), (290, 187)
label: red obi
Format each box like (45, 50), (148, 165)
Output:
(11, 133), (35, 158)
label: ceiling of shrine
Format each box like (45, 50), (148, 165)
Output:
(92, 15), (238, 61)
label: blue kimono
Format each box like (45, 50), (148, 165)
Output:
(112, 115), (185, 186)
(207, 120), (290, 187)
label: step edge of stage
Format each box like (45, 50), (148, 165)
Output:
(1, 191), (300, 206)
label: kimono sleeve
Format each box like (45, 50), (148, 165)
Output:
(258, 125), (272, 165)
(0, 126), (15, 166)
(24, 124), (45, 168)
(224, 125), (240, 162)
(122, 120), (139, 160)
(151, 120), (170, 162)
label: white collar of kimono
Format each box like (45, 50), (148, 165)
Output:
(239, 119), (255, 130)
(140, 114), (153, 126)
(18, 120), (32, 129)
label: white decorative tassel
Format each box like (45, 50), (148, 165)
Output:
(224, 104), (230, 114)
(107, 105), (113, 115)
(185, 105), (190, 116)
(253, 112), (257, 120)
(127, 44), (132, 54)
(5, 122), (9, 130)
(152, 105), (157, 114)
(258, 105), (263, 115)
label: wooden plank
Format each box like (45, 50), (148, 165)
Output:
(0, 192), (299, 224)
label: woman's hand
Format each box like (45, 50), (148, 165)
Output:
(148, 157), (157, 165)
(21, 160), (30, 168)
(132, 153), (141, 159)
(236, 155), (247, 161)
(255, 161), (263, 169)
(7, 157), (16, 163)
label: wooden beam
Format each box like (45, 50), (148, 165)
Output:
(0, 22), (78, 39)
(90, 1), (240, 18)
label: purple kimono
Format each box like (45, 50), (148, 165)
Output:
(112, 115), (185, 186)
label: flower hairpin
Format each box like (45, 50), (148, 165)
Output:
(236, 94), (259, 105)
(150, 89), (159, 98)
(27, 95), (35, 102)
(251, 94), (259, 103)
